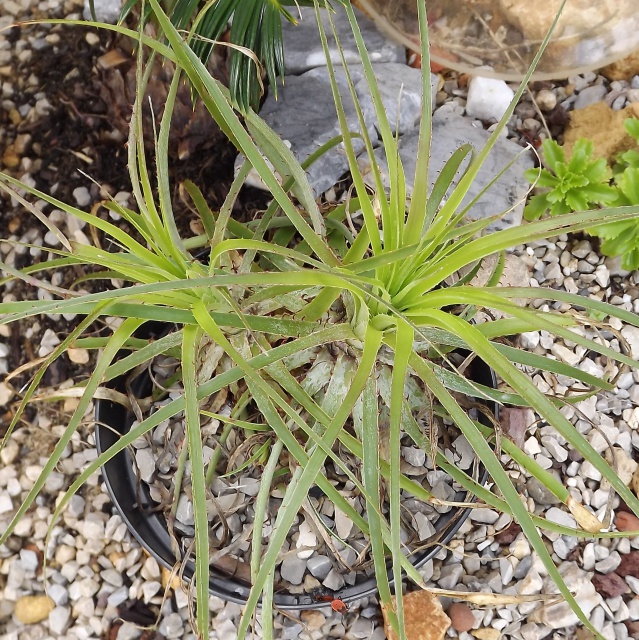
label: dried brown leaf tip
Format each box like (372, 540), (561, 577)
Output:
(382, 590), (450, 640)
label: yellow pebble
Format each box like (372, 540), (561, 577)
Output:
(161, 566), (182, 590)
(14, 595), (54, 624)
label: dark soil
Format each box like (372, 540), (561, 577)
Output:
(0, 20), (270, 389)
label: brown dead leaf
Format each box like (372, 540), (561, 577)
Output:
(567, 497), (603, 533)
(382, 590), (450, 640)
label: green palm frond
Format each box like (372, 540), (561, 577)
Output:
(118, 0), (327, 112)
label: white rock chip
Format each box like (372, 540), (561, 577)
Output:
(532, 563), (601, 628)
(135, 448), (156, 484)
(465, 77), (515, 121)
(48, 606), (70, 635)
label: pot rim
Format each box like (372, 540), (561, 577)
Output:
(96, 342), (495, 609)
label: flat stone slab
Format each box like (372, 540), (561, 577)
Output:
(257, 64), (436, 196)
(258, 66), (370, 197)
(371, 109), (534, 232)
(282, 5), (404, 75)
(362, 63), (437, 135)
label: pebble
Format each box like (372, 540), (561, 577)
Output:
(573, 84), (608, 109)
(550, 342), (582, 366)
(72, 186), (91, 207)
(469, 509), (500, 524)
(134, 448), (156, 483)
(306, 555), (332, 580)
(48, 606), (71, 634)
(448, 603), (475, 632)
(159, 612), (184, 638)
(595, 552), (622, 574)
(535, 89), (557, 111)
(465, 76), (514, 121)
(280, 554), (307, 586)
(83, 0), (122, 23)
(438, 564), (464, 590)
(616, 512), (639, 532)
(175, 495), (194, 526)
(14, 595), (54, 624)
(526, 477), (560, 505)
(350, 618), (374, 638)
(541, 436), (568, 462)
(0, 494), (13, 514)
(323, 568), (345, 591)
(0, 440), (20, 465)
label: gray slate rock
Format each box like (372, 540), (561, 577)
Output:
(363, 63), (437, 135)
(306, 554), (333, 580)
(372, 109), (534, 232)
(258, 64), (436, 196)
(573, 84), (608, 110)
(526, 476), (560, 505)
(258, 66), (370, 197)
(282, 6), (404, 75)
(83, 0), (122, 23)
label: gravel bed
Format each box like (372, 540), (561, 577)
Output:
(3, 1), (639, 640)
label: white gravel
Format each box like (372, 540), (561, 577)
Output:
(3, 1), (639, 640)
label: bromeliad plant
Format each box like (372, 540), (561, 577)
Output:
(3, 1), (639, 639)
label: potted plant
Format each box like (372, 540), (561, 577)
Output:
(3, 2), (639, 639)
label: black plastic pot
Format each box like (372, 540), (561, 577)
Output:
(96, 348), (496, 609)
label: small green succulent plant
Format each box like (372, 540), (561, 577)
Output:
(524, 138), (618, 219)
(526, 118), (639, 270)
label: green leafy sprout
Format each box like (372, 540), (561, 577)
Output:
(3, 2), (639, 640)
(525, 118), (639, 269)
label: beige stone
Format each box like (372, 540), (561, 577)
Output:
(67, 348), (90, 364)
(383, 590), (451, 640)
(14, 595), (54, 624)
(563, 102), (639, 163)
(2, 145), (20, 169)
(300, 609), (326, 631)
(471, 629), (501, 640)
(602, 50), (639, 81)
(498, 0), (627, 42)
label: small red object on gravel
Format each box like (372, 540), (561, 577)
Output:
(615, 511), (639, 532)
(592, 572), (630, 598)
(313, 593), (349, 614)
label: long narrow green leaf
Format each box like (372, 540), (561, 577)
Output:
(146, 0), (340, 267)
(416, 309), (639, 545)
(362, 376), (396, 627)
(408, 345), (603, 638)
(236, 325), (382, 639)
(388, 320), (412, 640)
(157, 67), (188, 263)
(182, 326), (209, 640)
